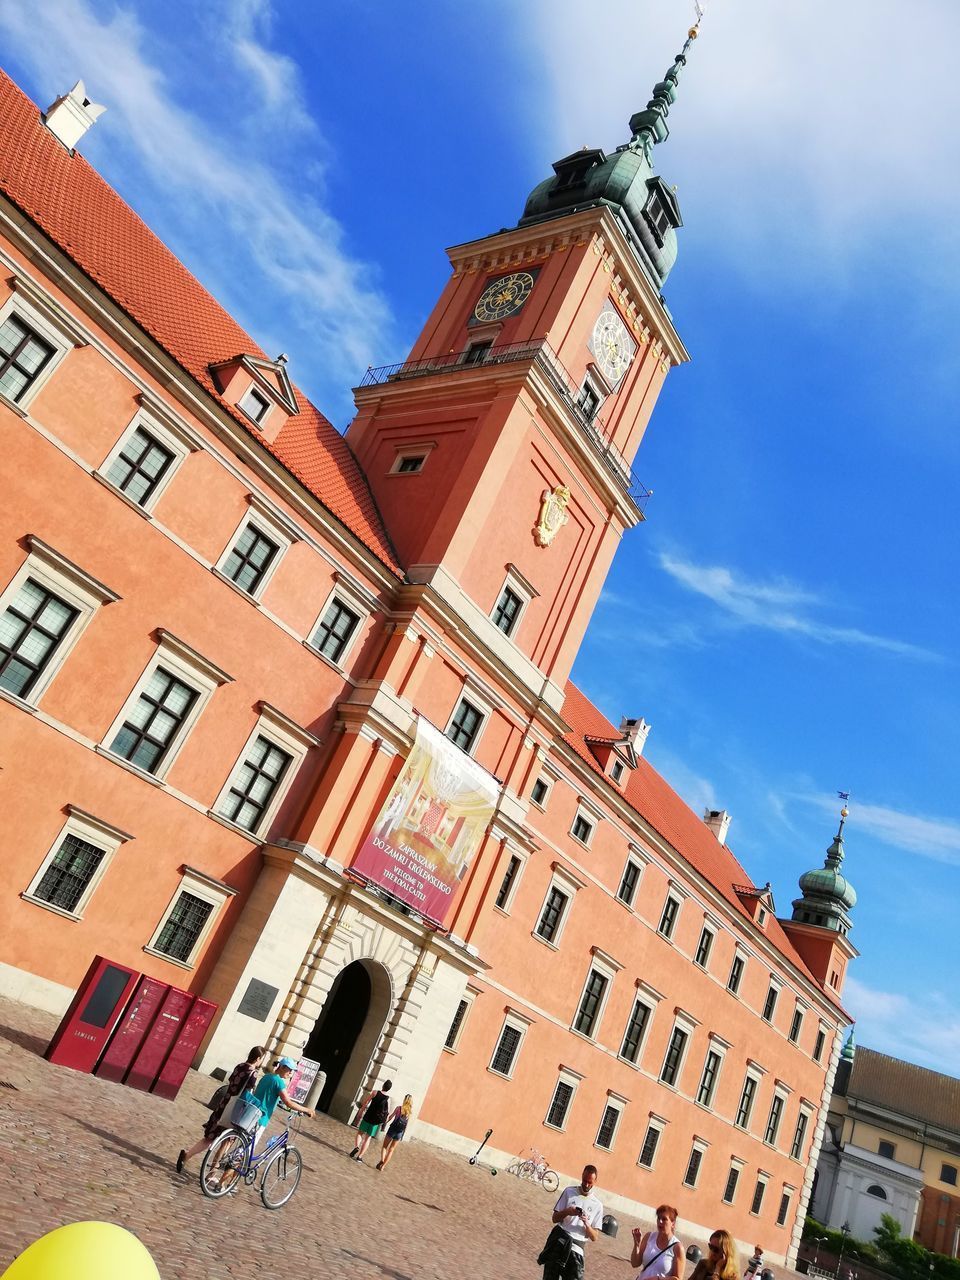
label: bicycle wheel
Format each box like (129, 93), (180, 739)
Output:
(541, 1168), (559, 1194)
(506, 1158), (524, 1176)
(518, 1159), (537, 1180)
(261, 1143), (303, 1209)
(200, 1128), (248, 1199)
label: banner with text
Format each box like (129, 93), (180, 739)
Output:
(350, 716), (498, 926)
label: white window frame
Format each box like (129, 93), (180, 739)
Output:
(728, 946), (748, 995)
(637, 1114), (666, 1170)
(619, 983), (659, 1066)
(750, 1171), (770, 1217)
(444, 687), (491, 758)
(530, 775), (551, 809)
(100, 629), (231, 781)
(683, 1137), (709, 1188)
(215, 499), (295, 602)
(694, 920), (716, 969)
(0, 276), (86, 410)
(493, 845), (528, 915)
(776, 1185), (795, 1228)
(696, 1036), (728, 1109)
(762, 976), (783, 1024)
(0, 536), (119, 707)
(571, 947), (621, 1041)
(544, 1067), (582, 1132)
(238, 383), (272, 427)
(789, 1000), (807, 1044)
(764, 1086), (789, 1148)
(616, 851), (646, 908)
(658, 889), (683, 940)
(443, 985), (479, 1054)
(488, 1009), (531, 1080)
(791, 1102), (814, 1161)
(534, 862), (585, 948)
(659, 1008), (695, 1090)
(490, 565), (537, 641)
(813, 1021), (829, 1063)
(145, 865), (236, 970)
(735, 1066), (763, 1131)
(595, 1093), (627, 1152)
(307, 577), (372, 671)
(722, 1157), (746, 1204)
(211, 701), (318, 836)
(22, 805), (132, 921)
(388, 442), (436, 475)
(96, 399), (200, 514)
(570, 800), (600, 849)
(577, 369), (607, 420)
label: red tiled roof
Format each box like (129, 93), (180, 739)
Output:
(0, 71), (402, 576)
(561, 681), (827, 991)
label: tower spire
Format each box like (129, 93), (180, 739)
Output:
(790, 800), (857, 936)
(628, 19), (701, 162)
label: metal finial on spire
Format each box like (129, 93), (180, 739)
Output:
(627, 3), (704, 160)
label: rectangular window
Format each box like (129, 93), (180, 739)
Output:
(495, 854), (522, 910)
(620, 999), (651, 1064)
(791, 1112), (809, 1160)
(660, 1027), (688, 1087)
(638, 1124), (661, 1169)
(697, 1049), (722, 1107)
(658, 894), (680, 939)
(762, 985), (779, 1022)
(105, 425), (175, 508)
(728, 953), (745, 994)
(878, 1139), (896, 1160)
(813, 1028), (826, 1062)
(765, 1094), (785, 1145)
(578, 383), (600, 420)
(617, 859), (641, 906)
(217, 734), (291, 833)
(536, 886), (568, 943)
(751, 1177), (767, 1216)
(239, 386), (270, 424)
(110, 666), (199, 775)
(723, 1166), (741, 1204)
(777, 1192), (791, 1227)
(0, 578), (78, 699)
(31, 832), (106, 914)
(574, 968), (608, 1037)
(546, 1079), (575, 1129)
(222, 523), (280, 596)
(531, 777), (549, 807)
(789, 1008), (804, 1043)
(596, 1104), (620, 1151)
(941, 1164), (958, 1187)
(571, 813), (594, 845)
(492, 586), (523, 635)
(396, 454), (425, 474)
(683, 1146), (704, 1188)
(0, 314), (55, 402)
(444, 998), (469, 1050)
(611, 760), (625, 783)
(490, 1022), (523, 1077)
(447, 698), (483, 753)
(154, 890), (214, 963)
(464, 339), (493, 366)
(695, 926), (714, 968)
(312, 598), (361, 665)
(736, 1075), (758, 1129)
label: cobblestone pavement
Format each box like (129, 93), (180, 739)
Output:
(0, 997), (804, 1280)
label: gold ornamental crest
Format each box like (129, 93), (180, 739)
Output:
(534, 485), (571, 547)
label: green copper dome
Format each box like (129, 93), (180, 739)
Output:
(790, 808), (858, 936)
(518, 28), (698, 293)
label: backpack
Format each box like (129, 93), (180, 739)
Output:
(367, 1091), (390, 1125)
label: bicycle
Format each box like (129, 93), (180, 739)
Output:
(199, 1095), (304, 1209)
(509, 1146), (559, 1193)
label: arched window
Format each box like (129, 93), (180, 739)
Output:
(866, 1184), (888, 1199)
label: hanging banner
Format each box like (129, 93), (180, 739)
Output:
(350, 716), (498, 926)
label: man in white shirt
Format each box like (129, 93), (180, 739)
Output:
(545, 1164), (604, 1280)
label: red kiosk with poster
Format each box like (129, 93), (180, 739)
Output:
(45, 956), (141, 1074)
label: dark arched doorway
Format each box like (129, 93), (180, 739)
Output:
(303, 960), (372, 1113)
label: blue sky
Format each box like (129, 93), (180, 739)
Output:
(1, 0), (958, 1076)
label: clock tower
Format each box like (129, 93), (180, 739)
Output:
(347, 25), (698, 699)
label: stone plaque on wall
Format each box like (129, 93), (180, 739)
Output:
(237, 978), (279, 1022)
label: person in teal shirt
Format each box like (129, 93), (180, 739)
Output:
(251, 1056), (313, 1147)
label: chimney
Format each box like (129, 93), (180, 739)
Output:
(703, 808), (732, 845)
(619, 717), (651, 756)
(43, 81), (106, 152)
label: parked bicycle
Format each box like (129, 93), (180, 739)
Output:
(506, 1147), (559, 1192)
(199, 1092), (303, 1209)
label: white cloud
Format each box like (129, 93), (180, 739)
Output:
(0, 0), (394, 389)
(844, 976), (960, 1076)
(658, 551), (939, 660)
(805, 792), (960, 866)
(648, 748), (718, 817)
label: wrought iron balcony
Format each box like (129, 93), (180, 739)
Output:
(358, 338), (652, 511)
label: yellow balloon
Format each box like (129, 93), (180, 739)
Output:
(1, 1221), (161, 1280)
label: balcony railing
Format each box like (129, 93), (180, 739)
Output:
(358, 339), (652, 511)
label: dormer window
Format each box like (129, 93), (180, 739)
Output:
(644, 195), (673, 246)
(611, 760), (625, 784)
(239, 386), (270, 425)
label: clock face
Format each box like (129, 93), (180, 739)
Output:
(472, 271), (537, 324)
(590, 304), (636, 387)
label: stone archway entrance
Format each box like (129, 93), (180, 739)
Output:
(303, 958), (392, 1119)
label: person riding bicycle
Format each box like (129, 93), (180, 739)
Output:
(250, 1056), (313, 1147)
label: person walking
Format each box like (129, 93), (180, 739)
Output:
(349, 1079), (392, 1163)
(176, 1044), (265, 1173)
(631, 1205), (683, 1280)
(689, 1230), (740, 1280)
(376, 1094), (413, 1170)
(542, 1164), (604, 1280)
(250, 1055), (314, 1147)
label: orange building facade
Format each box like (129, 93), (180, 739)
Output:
(0, 55), (855, 1265)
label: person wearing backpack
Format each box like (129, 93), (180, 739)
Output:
(349, 1079), (393, 1163)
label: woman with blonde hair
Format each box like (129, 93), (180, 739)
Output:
(689, 1230), (740, 1280)
(376, 1093), (413, 1171)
